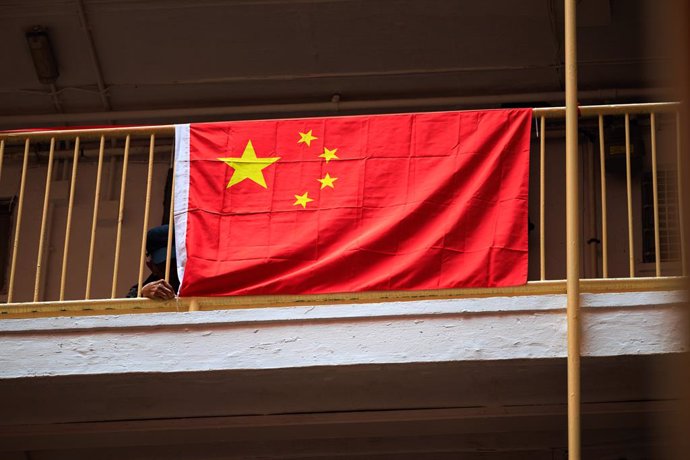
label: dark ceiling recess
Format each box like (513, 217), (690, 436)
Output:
(25, 26), (59, 84)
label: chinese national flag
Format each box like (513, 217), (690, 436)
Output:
(173, 109), (532, 297)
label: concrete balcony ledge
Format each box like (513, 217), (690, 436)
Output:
(0, 289), (685, 379)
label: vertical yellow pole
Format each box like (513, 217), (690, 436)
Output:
(85, 136), (106, 299)
(60, 137), (80, 301)
(650, 113), (661, 277)
(111, 135), (131, 298)
(540, 116), (546, 280)
(625, 114), (635, 277)
(34, 137), (56, 301)
(7, 139), (31, 303)
(598, 115), (608, 278)
(677, 112), (686, 276)
(564, 0), (581, 459)
(138, 134), (156, 297)
(165, 165), (176, 283)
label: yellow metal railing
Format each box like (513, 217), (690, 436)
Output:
(0, 101), (684, 318)
(0, 126), (176, 308)
(533, 101), (683, 280)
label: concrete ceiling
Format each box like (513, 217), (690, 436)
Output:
(0, 0), (675, 128)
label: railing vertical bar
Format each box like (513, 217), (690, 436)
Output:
(60, 137), (80, 301)
(7, 139), (31, 303)
(0, 140), (5, 185)
(165, 163), (176, 284)
(33, 137), (56, 301)
(539, 116), (546, 280)
(137, 134), (156, 297)
(624, 113), (635, 277)
(585, 140), (598, 277)
(84, 135), (106, 300)
(598, 115), (608, 278)
(650, 113), (661, 277)
(111, 135), (131, 298)
(676, 111), (686, 276)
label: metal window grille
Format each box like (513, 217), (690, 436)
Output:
(642, 170), (680, 263)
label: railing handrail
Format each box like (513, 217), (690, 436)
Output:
(533, 101), (680, 118)
(0, 125), (175, 142)
(0, 101), (680, 142)
(0, 276), (684, 319)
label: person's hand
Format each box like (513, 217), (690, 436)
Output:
(141, 279), (175, 300)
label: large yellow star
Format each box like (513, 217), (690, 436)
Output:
(298, 130), (318, 147)
(218, 140), (280, 189)
(293, 192), (314, 208)
(317, 173), (337, 189)
(319, 147), (339, 162)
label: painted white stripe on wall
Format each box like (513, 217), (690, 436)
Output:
(0, 291), (685, 379)
(0, 290), (683, 333)
(173, 124), (191, 288)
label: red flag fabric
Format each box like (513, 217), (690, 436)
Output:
(173, 109), (532, 297)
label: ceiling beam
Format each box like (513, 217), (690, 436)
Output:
(0, 87), (668, 128)
(0, 400), (674, 451)
(76, 0), (112, 112)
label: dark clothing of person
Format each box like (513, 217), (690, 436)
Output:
(126, 224), (179, 298)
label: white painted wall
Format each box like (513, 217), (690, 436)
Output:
(0, 290), (684, 379)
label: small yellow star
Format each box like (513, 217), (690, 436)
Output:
(293, 192), (314, 208)
(218, 140), (280, 189)
(317, 173), (337, 190)
(298, 130), (318, 147)
(319, 147), (339, 162)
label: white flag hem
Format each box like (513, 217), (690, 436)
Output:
(173, 124), (191, 290)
